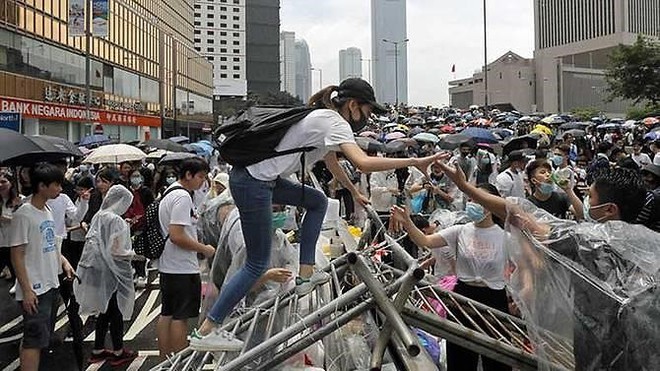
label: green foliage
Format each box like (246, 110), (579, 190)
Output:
(246, 91), (303, 107)
(605, 35), (660, 105)
(626, 103), (660, 120)
(570, 106), (602, 121)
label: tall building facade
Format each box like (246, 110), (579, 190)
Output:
(339, 47), (362, 81)
(294, 40), (312, 103)
(245, 0), (280, 95)
(371, 0), (408, 105)
(194, 0), (247, 98)
(280, 31), (296, 96)
(534, 0), (659, 115)
(0, 0), (213, 141)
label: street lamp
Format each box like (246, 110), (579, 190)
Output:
(483, 0), (489, 111)
(382, 38), (409, 107)
(311, 67), (322, 90)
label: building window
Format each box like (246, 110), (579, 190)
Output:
(208, 39), (214, 44)
(207, 56), (214, 61)
(221, 48), (227, 53)
(207, 22), (214, 27)
(233, 24), (239, 29)
(194, 30), (200, 34)
(221, 6), (227, 10)
(220, 57), (227, 61)
(207, 14), (213, 18)
(207, 30), (214, 35)
(232, 41), (239, 45)
(220, 15), (227, 19)
(221, 73), (227, 78)
(220, 65), (227, 70)
(221, 32), (227, 36)
(194, 4), (200, 9)
(207, 5), (214, 10)
(233, 0), (239, 3)
(233, 74), (240, 79)
(233, 57), (240, 62)
(233, 7), (239, 12)
(221, 23), (227, 27)
(194, 38), (201, 43)
(220, 40), (227, 44)
(194, 13), (201, 17)
(207, 47), (215, 52)
(195, 47), (201, 51)
(233, 66), (240, 70)
(233, 32), (239, 37)
(233, 16), (239, 20)
(233, 49), (240, 53)
(194, 21), (201, 26)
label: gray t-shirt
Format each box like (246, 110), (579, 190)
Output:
(158, 183), (199, 274)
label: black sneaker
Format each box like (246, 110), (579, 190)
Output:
(109, 349), (138, 367)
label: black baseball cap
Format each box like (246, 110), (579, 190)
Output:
(337, 78), (388, 114)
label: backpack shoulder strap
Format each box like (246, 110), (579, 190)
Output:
(160, 185), (190, 200)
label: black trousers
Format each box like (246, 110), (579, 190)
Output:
(0, 247), (15, 278)
(335, 188), (355, 220)
(94, 293), (124, 351)
(446, 281), (512, 371)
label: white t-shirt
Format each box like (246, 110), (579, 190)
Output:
(495, 168), (525, 198)
(632, 153), (652, 167)
(432, 223), (508, 290)
(247, 109), (356, 181)
(47, 193), (88, 238)
(158, 183), (200, 274)
(9, 203), (61, 300)
(369, 170), (399, 213)
(654, 152), (660, 166)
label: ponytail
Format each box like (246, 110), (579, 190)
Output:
(307, 85), (339, 110)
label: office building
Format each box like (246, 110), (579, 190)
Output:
(534, 0), (659, 115)
(371, 0), (408, 105)
(246, 0), (280, 95)
(339, 47), (362, 81)
(194, 0), (247, 98)
(280, 31), (296, 96)
(294, 39), (312, 103)
(449, 51), (536, 112)
(0, 0), (213, 141)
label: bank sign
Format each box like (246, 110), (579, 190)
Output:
(0, 112), (20, 131)
(0, 96), (161, 128)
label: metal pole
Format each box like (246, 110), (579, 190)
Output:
(483, 0), (489, 111)
(85, 0), (92, 126)
(186, 59), (190, 139)
(318, 68), (322, 90)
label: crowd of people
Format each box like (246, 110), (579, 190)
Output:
(1, 77), (659, 371)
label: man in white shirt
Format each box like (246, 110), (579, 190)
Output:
(495, 150), (527, 198)
(10, 164), (74, 371)
(631, 141), (652, 168)
(156, 157), (215, 358)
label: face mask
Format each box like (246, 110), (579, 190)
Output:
(537, 181), (554, 195)
(465, 202), (487, 223)
(348, 107), (368, 132)
(272, 211), (287, 230)
(130, 176), (143, 187)
(79, 165), (89, 173)
(582, 195), (609, 223)
(551, 155), (563, 167)
(480, 157), (490, 165)
(165, 176), (176, 185)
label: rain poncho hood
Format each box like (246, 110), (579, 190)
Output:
(503, 197), (660, 371)
(74, 185), (135, 320)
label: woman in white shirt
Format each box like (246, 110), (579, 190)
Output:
(391, 183), (512, 371)
(0, 170), (22, 283)
(192, 78), (445, 351)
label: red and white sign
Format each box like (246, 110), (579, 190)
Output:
(0, 96), (161, 128)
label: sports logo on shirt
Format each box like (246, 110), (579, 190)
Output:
(39, 220), (56, 253)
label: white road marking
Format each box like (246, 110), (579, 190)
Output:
(84, 361), (105, 371)
(124, 290), (161, 341)
(0, 333), (22, 344)
(1, 359), (19, 371)
(0, 316), (21, 334)
(126, 355), (148, 371)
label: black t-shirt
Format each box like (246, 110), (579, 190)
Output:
(527, 191), (570, 219)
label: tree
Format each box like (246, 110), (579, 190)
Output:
(570, 106), (602, 122)
(246, 91), (303, 107)
(605, 35), (660, 105)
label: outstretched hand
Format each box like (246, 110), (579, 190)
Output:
(434, 159), (467, 188)
(415, 152), (451, 179)
(389, 205), (411, 233)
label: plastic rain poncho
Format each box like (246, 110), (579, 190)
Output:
(74, 185), (135, 320)
(503, 197), (660, 371)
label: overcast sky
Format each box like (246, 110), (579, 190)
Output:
(280, 0), (535, 106)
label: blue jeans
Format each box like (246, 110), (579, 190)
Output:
(207, 167), (328, 323)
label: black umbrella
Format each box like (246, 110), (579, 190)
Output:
(438, 134), (475, 150)
(29, 135), (84, 157)
(159, 152), (198, 165)
(143, 138), (189, 153)
(559, 122), (592, 130)
(60, 274), (84, 370)
(0, 128), (71, 166)
(502, 135), (538, 155)
(563, 129), (587, 138)
(384, 140), (407, 154)
(355, 137), (385, 153)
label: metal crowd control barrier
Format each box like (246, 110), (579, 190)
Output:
(151, 204), (574, 371)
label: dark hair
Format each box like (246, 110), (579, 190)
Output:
(138, 166), (154, 189)
(76, 175), (94, 190)
(555, 144), (571, 155)
(609, 147), (625, 158)
(29, 164), (64, 194)
(96, 167), (120, 184)
(526, 159), (552, 183)
(177, 157), (210, 179)
(597, 141), (613, 154)
(410, 214), (430, 230)
(534, 148), (548, 159)
(307, 85), (352, 111)
(616, 156), (640, 172)
(0, 171), (19, 212)
(592, 167), (646, 223)
(476, 183), (504, 228)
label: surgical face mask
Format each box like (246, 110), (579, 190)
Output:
(582, 195), (608, 223)
(165, 176), (176, 185)
(79, 164), (89, 173)
(551, 155), (563, 167)
(465, 202), (487, 223)
(537, 181), (554, 195)
(130, 176), (143, 187)
(480, 157), (490, 165)
(348, 106), (369, 132)
(272, 211), (287, 230)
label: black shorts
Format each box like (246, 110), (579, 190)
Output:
(160, 273), (201, 320)
(20, 288), (58, 349)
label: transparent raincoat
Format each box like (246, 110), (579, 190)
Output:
(503, 197), (660, 371)
(74, 185), (135, 320)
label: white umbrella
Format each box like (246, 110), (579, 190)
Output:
(84, 144), (146, 164)
(146, 149), (172, 159)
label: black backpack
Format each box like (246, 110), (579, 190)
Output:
(133, 185), (189, 259)
(214, 106), (318, 166)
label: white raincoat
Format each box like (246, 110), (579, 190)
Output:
(74, 185), (135, 320)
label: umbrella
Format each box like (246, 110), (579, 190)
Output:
(355, 137), (385, 153)
(359, 131), (378, 138)
(644, 131), (660, 141)
(186, 143), (212, 157)
(384, 132), (406, 141)
(531, 124), (553, 135)
(78, 146), (91, 156)
(428, 128), (441, 134)
(622, 120), (638, 129)
(391, 138), (419, 148)
(0, 128), (72, 166)
(643, 117), (659, 127)
(412, 132), (440, 144)
(146, 149), (172, 159)
(84, 144), (146, 164)
(409, 126), (424, 136)
(79, 134), (111, 147)
(29, 135), (84, 158)
(439, 134), (475, 150)
(473, 118), (491, 127)
(564, 129), (586, 138)
(168, 135), (190, 144)
(144, 139), (189, 152)
(559, 122), (591, 130)
(490, 128), (514, 140)
(503, 135), (538, 155)
(159, 152), (198, 165)
(382, 123), (398, 130)
(384, 140), (407, 154)
(540, 115), (566, 125)
(596, 123), (620, 130)
(440, 125), (455, 133)
(461, 127), (499, 144)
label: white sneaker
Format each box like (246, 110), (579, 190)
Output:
(295, 271), (331, 296)
(189, 328), (244, 352)
(135, 276), (147, 289)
